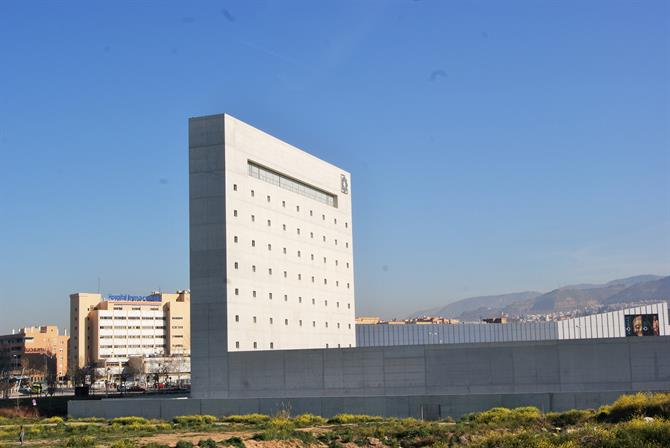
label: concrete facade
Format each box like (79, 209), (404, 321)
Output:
(69, 336), (670, 419)
(189, 114), (355, 398)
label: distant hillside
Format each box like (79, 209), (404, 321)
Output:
(408, 291), (541, 319)
(605, 276), (670, 304)
(407, 275), (667, 320)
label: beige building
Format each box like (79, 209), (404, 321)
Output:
(0, 325), (69, 381)
(69, 291), (190, 376)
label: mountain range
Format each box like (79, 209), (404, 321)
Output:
(408, 275), (670, 321)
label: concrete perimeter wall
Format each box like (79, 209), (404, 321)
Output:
(69, 336), (670, 419)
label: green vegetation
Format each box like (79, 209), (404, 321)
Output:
(0, 392), (665, 447)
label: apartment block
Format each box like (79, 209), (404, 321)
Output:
(69, 291), (190, 375)
(0, 325), (69, 381)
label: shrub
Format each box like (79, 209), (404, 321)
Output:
(599, 392), (670, 423)
(111, 416), (149, 426)
(176, 441), (194, 448)
(327, 414), (383, 424)
(197, 439), (217, 448)
(293, 413), (326, 427)
(222, 436), (245, 448)
(63, 435), (96, 448)
(472, 406), (541, 426)
(143, 444), (170, 448)
(111, 440), (138, 448)
(173, 415), (217, 426)
(43, 416), (65, 424)
(612, 417), (670, 448)
(220, 414), (270, 425)
(546, 409), (593, 427)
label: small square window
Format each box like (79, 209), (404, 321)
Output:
(325, 300), (328, 306)
(251, 240), (255, 247)
(322, 236), (326, 242)
(253, 316), (257, 323)
(310, 232), (314, 238)
(234, 288), (239, 295)
(235, 315), (239, 322)
(312, 321), (316, 327)
(284, 294), (288, 301)
(348, 324), (352, 329)
(297, 250), (301, 257)
(233, 184), (237, 191)
(298, 274), (302, 280)
(269, 292), (273, 299)
(251, 190), (255, 197)
(283, 247), (287, 254)
(312, 298), (315, 305)
(334, 218), (337, 224)
(253, 342), (257, 349)
(282, 200), (286, 207)
(336, 302), (340, 308)
(323, 257), (327, 263)
(233, 210), (238, 217)
(234, 262), (238, 269)
(283, 224), (286, 231)
(268, 244), (272, 251)
(311, 276), (315, 283)
(311, 254), (314, 261)
(284, 319), (289, 326)
(322, 214), (325, 220)
(299, 320), (303, 326)
(270, 342), (274, 349)
(345, 222), (348, 228)
(347, 303), (351, 309)
(267, 195), (271, 202)
(298, 297), (302, 303)
(270, 317), (273, 324)
(297, 228), (301, 235)
(325, 322), (329, 328)
(235, 341), (240, 348)
(251, 215), (255, 222)
(346, 242), (349, 248)
(267, 219), (271, 227)
(234, 236), (238, 243)
(283, 271), (287, 278)
(324, 278), (327, 285)
(337, 323), (340, 328)
(296, 205), (300, 212)
(252, 265), (256, 272)
(268, 268), (272, 275)
(310, 210), (313, 216)
(252, 290), (257, 298)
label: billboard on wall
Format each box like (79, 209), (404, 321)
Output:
(624, 314), (660, 337)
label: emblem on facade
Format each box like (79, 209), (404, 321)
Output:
(341, 174), (349, 194)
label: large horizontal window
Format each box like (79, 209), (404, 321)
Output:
(248, 161), (337, 207)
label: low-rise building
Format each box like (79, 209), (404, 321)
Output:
(69, 291), (190, 377)
(0, 326), (69, 382)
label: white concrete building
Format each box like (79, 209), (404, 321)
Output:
(189, 114), (355, 355)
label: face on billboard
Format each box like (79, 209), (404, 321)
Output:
(624, 314), (659, 337)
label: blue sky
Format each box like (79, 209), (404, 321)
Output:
(0, 1), (668, 332)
